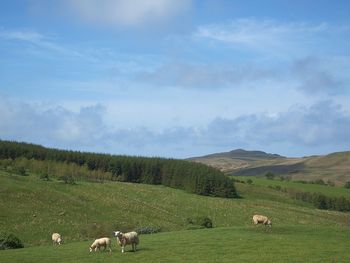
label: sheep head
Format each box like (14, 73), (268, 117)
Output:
(113, 231), (123, 238)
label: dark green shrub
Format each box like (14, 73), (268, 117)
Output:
(59, 174), (76, 185)
(136, 226), (161, 234)
(312, 179), (326, 185)
(14, 166), (27, 176)
(187, 216), (213, 229)
(0, 233), (24, 250)
(39, 172), (50, 181)
(344, 181), (350, 189)
(265, 172), (275, 180)
(246, 179), (253, 184)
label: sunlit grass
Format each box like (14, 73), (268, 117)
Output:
(1, 226), (349, 263)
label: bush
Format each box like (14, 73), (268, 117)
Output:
(312, 179), (326, 185)
(265, 172), (275, 180)
(39, 172), (50, 181)
(344, 181), (350, 189)
(187, 216), (213, 229)
(136, 226), (161, 234)
(0, 233), (24, 250)
(14, 166), (27, 176)
(59, 174), (76, 185)
(246, 179), (253, 184)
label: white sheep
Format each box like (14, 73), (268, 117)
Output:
(113, 231), (139, 253)
(252, 214), (272, 226)
(52, 233), (62, 245)
(89, 237), (112, 252)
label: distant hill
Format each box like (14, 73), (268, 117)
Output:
(189, 149), (350, 186)
(194, 149), (284, 161)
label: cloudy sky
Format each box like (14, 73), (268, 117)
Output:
(1, 0), (350, 158)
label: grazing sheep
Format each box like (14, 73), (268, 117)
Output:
(252, 214), (272, 226)
(113, 231), (139, 253)
(89, 237), (112, 252)
(52, 233), (62, 245)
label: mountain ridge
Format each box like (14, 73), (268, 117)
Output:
(189, 148), (285, 160)
(189, 148), (350, 185)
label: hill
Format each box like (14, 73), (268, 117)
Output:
(0, 140), (237, 198)
(190, 149), (350, 185)
(1, 170), (349, 246)
(0, 170), (350, 262)
(188, 149), (286, 173)
(193, 149), (284, 160)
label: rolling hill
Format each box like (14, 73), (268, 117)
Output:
(189, 149), (350, 185)
(1, 169), (350, 262)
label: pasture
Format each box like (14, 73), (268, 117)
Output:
(1, 226), (350, 263)
(1, 170), (350, 262)
(232, 175), (350, 198)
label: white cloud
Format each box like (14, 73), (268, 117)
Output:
(136, 61), (276, 89)
(0, 97), (107, 150)
(0, 29), (87, 59)
(202, 101), (350, 155)
(195, 19), (343, 59)
(292, 57), (344, 95)
(1, 96), (350, 158)
(64, 0), (192, 28)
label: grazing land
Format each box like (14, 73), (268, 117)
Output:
(1, 169), (350, 262)
(1, 226), (350, 263)
(232, 175), (350, 198)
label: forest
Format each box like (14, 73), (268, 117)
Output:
(0, 140), (237, 198)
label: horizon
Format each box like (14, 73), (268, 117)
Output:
(1, 0), (350, 159)
(2, 138), (345, 160)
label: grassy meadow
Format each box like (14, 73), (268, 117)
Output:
(232, 175), (350, 198)
(1, 226), (349, 263)
(1, 170), (350, 262)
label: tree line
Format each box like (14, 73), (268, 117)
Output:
(267, 185), (350, 212)
(0, 140), (237, 198)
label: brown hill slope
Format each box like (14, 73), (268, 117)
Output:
(189, 150), (350, 186)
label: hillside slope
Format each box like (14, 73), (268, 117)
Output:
(190, 149), (350, 185)
(0, 170), (349, 247)
(188, 149), (285, 173)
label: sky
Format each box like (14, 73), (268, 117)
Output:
(0, 0), (350, 158)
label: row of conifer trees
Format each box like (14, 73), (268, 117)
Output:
(0, 140), (237, 198)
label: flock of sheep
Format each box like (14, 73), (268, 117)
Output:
(51, 214), (271, 253)
(51, 230), (139, 253)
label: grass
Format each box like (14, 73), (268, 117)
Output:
(1, 170), (350, 262)
(1, 226), (349, 263)
(232, 175), (350, 198)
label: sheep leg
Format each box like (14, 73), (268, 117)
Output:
(121, 246), (125, 253)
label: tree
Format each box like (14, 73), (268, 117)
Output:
(344, 181), (350, 189)
(265, 172), (275, 180)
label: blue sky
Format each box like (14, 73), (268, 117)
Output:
(1, 0), (350, 158)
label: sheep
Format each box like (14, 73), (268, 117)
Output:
(113, 231), (139, 253)
(89, 237), (112, 252)
(252, 214), (272, 226)
(52, 233), (62, 245)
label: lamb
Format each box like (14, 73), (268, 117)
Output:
(113, 231), (139, 253)
(52, 233), (62, 245)
(252, 214), (272, 226)
(89, 237), (112, 252)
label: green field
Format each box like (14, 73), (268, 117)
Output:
(1, 171), (350, 262)
(232, 175), (350, 198)
(1, 226), (349, 263)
